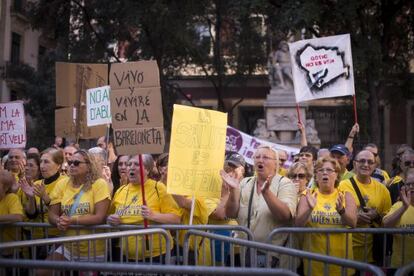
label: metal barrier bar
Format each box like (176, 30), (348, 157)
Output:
(395, 262), (414, 276)
(0, 258), (298, 275)
(266, 227), (414, 268)
(184, 230), (385, 276)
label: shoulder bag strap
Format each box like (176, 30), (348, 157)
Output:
(246, 177), (256, 229)
(349, 176), (366, 209)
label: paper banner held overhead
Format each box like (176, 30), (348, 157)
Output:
(288, 34), (355, 103)
(167, 105), (227, 198)
(0, 101), (26, 149)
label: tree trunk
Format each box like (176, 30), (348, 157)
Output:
(366, 67), (380, 145)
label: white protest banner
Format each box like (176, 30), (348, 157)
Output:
(0, 101), (26, 149)
(226, 126), (299, 166)
(288, 34), (355, 103)
(86, 85), (112, 127)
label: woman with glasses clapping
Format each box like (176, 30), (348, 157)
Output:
(37, 150), (111, 275)
(295, 157), (357, 276)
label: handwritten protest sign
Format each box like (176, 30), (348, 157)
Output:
(109, 61), (160, 89)
(110, 61), (164, 154)
(288, 34), (355, 102)
(167, 105), (227, 198)
(86, 85), (112, 127)
(0, 102), (26, 149)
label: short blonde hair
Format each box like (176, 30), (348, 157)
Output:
(314, 157), (341, 187)
(253, 145), (279, 173)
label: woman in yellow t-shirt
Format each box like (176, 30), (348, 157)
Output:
(0, 170), (24, 249)
(383, 168), (414, 268)
(295, 157), (357, 276)
(107, 154), (181, 263)
(40, 149), (110, 272)
(21, 149), (68, 240)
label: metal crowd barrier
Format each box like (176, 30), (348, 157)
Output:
(267, 227), (414, 271)
(0, 227), (297, 276)
(0, 258), (298, 275)
(0, 222), (254, 266)
(185, 229), (385, 276)
(395, 262), (414, 276)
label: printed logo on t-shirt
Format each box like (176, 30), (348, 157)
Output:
(62, 202), (91, 216)
(311, 210), (342, 225)
(115, 204), (143, 217)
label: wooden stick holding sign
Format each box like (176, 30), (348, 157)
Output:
(353, 95), (358, 125)
(189, 195), (196, 225)
(138, 154), (148, 228)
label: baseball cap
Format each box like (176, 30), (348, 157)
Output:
(329, 144), (350, 156)
(225, 152), (246, 167)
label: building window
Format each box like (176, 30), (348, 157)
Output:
(11, 32), (21, 64)
(13, 0), (24, 13)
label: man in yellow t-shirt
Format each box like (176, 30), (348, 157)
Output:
(338, 150), (391, 263)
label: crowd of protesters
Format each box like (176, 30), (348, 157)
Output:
(0, 124), (413, 275)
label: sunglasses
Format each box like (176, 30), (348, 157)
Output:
(289, 173), (306, 180)
(403, 161), (414, 167)
(67, 160), (88, 167)
(355, 159), (375, 165)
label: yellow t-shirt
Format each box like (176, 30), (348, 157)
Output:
(302, 189), (353, 276)
(49, 178), (111, 257)
(383, 202), (414, 267)
(109, 179), (181, 259)
(278, 167), (287, 177)
(178, 196), (217, 265)
(0, 193), (24, 256)
(338, 176), (391, 262)
(22, 175), (68, 238)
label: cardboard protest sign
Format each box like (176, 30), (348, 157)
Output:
(55, 62), (108, 107)
(55, 107), (106, 139)
(288, 34), (355, 102)
(0, 101), (26, 149)
(225, 126), (299, 166)
(110, 61), (164, 155)
(109, 61), (160, 90)
(167, 105), (227, 198)
(86, 85), (112, 127)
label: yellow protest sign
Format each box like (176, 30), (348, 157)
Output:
(167, 105), (227, 198)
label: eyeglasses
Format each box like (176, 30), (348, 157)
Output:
(279, 159), (287, 163)
(289, 173), (306, 180)
(405, 182), (414, 187)
(403, 161), (414, 167)
(67, 160), (88, 167)
(317, 168), (336, 174)
(253, 155), (276, 161)
(354, 159), (375, 165)
(299, 153), (313, 158)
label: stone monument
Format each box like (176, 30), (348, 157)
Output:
(254, 41), (320, 147)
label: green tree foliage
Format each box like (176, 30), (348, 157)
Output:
(266, 0), (414, 144)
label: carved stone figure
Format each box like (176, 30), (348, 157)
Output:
(268, 41), (293, 90)
(253, 119), (276, 140)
